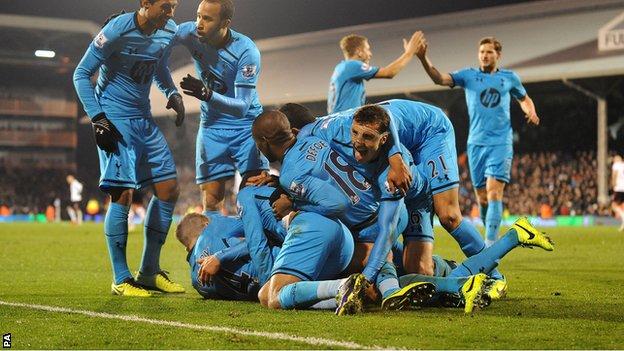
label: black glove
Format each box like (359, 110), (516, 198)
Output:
(166, 93), (185, 127)
(180, 74), (213, 101)
(91, 113), (122, 153)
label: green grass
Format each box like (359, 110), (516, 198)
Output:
(1, 223), (623, 349)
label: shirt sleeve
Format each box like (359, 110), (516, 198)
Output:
(153, 42), (179, 99)
(72, 22), (119, 119)
(345, 60), (379, 81)
(206, 47), (259, 117)
(449, 67), (470, 88)
(509, 71), (527, 99)
(281, 172), (350, 218)
(362, 199), (403, 281)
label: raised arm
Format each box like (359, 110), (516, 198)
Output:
(374, 31), (423, 79)
(415, 33), (454, 87)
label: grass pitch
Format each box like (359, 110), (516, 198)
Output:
(1, 222), (623, 349)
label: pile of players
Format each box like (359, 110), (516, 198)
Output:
(72, 0), (553, 314)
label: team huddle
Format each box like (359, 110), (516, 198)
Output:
(73, 0), (554, 314)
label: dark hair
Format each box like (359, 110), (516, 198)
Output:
(479, 36), (502, 53)
(353, 104), (390, 133)
(103, 10), (126, 27)
(204, 0), (235, 21)
(279, 103), (316, 130)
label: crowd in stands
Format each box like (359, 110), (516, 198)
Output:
(458, 151), (611, 217)
(0, 151), (612, 219)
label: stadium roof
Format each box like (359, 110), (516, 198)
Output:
(151, 0), (624, 116)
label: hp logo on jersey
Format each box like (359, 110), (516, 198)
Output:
(480, 88), (501, 108)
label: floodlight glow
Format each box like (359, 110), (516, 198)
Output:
(35, 50), (56, 58)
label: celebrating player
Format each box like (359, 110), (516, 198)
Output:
(416, 35), (539, 250)
(281, 100), (504, 297)
(328, 32), (424, 113)
(174, 0), (269, 215)
(73, 0), (186, 297)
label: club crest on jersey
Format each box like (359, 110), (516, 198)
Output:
(289, 182), (306, 197)
(94, 31), (108, 49)
(241, 65), (257, 79)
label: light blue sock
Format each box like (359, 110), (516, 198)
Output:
(104, 202), (131, 285)
(377, 262), (400, 299)
(140, 197), (175, 275)
(450, 219), (503, 280)
(479, 203), (488, 226)
(399, 274), (468, 294)
(485, 200), (503, 244)
(449, 228), (519, 278)
(278, 279), (345, 309)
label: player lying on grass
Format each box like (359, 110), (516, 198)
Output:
(175, 186), (285, 299)
(252, 110), (436, 314)
(277, 101), (506, 300)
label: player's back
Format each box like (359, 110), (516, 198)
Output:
(176, 22), (262, 128)
(379, 99), (452, 151)
(328, 60), (378, 114)
(187, 214), (259, 300)
(280, 135), (379, 228)
(93, 13), (178, 118)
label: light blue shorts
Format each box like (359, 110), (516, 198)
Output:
(196, 127), (269, 184)
(98, 118), (176, 190)
(271, 212), (354, 281)
(413, 128), (460, 195)
(467, 143), (513, 189)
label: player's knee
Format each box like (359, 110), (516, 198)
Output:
(109, 188), (133, 206)
(258, 284), (270, 307)
(438, 210), (461, 230)
(487, 188), (503, 201)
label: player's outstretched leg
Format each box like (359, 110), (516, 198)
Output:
(513, 217), (555, 251)
(335, 273), (369, 316)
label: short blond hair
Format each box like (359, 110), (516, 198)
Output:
(340, 34), (368, 57)
(176, 213), (209, 246)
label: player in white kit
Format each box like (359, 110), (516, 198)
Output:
(67, 175), (84, 225)
(611, 155), (624, 231)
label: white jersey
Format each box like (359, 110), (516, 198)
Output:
(613, 161), (624, 192)
(70, 180), (84, 202)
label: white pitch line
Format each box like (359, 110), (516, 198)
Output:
(0, 300), (382, 349)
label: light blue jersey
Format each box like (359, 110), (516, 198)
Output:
(327, 60), (379, 114)
(175, 22), (262, 129)
(74, 12), (178, 119)
(450, 68), (527, 146)
(187, 213), (259, 300)
(280, 136), (380, 228)
(303, 99), (458, 194)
